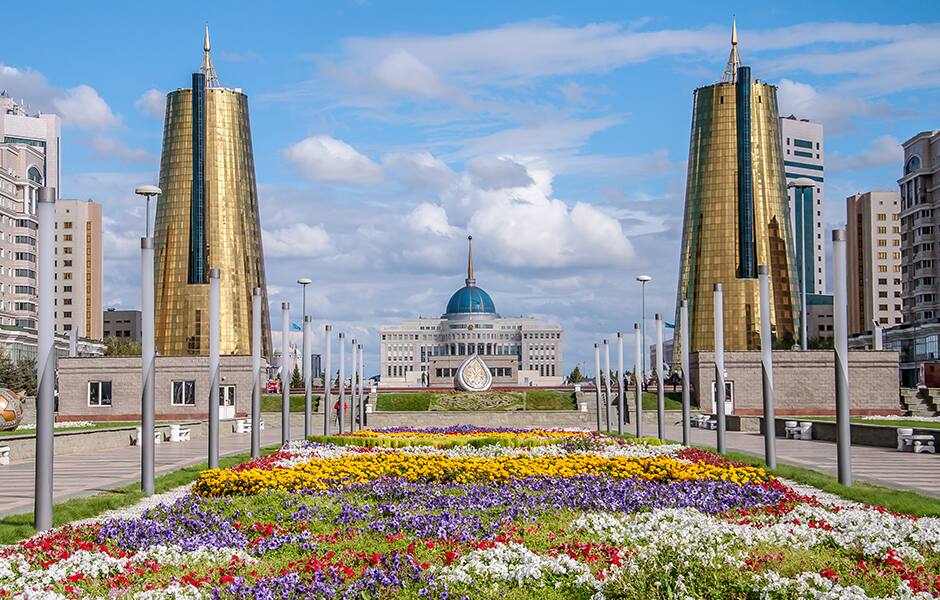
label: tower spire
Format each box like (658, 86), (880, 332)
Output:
(200, 24), (220, 87)
(466, 235), (475, 286)
(721, 17), (741, 83)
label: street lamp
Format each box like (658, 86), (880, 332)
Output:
(788, 178), (815, 351)
(134, 185), (161, 496)
(636, 275), (652, 389)
(297, 277), (312, 378)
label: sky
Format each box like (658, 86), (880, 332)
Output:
(1, 0), (938, 376)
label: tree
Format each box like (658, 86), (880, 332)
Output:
(0, 353), (36, 396)
(568, 365), (584, 383)
(103, 337), (141, 356)
(290, 364), (303, 389)
(808, 336), (834, 350)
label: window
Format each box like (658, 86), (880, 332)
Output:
(88, 381), (112, 406)
(877, 226), (887, 234)
(877, 213), (886, 221)
(63, 234), (72, 241)
(63, 272), (73, 280)
(878, 252), (888, 260)
(171, 380), (196, 405)
(877, 239), (887, 247)
(63, 221), (73, 229)
(878, 265), (888, 273)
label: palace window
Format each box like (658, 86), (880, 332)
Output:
(87, 381), (112, 407)
(171, 380), (196, 405)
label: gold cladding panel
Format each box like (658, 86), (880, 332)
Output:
(154, 88), (272, 357)
(674, 82), (800, 358)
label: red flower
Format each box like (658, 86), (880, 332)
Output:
(444, 551), (457, 565)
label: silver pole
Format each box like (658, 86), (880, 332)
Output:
(358, 344), (365, 429)
(303, 316), (312, 438)
(34, 186), (56, 530)
(338, 333), (346, 433)
(323, 325), (332, 436)
(641, 283), (647, 389)
(616, 332), (624, 435)
(833, 229), (852, 485)
(300, 284), (307, 379)
(281, 302), (290, 445)
(655, 314), (665, 440)
(140, 237), (155, 494)
(714, 283), (726, 454)
(758, 265), (777, 468)
(350, 339), (357, 434)
(250, 288), (261, 459)
(634, 323), (643, 438)
(208, 268), (220, 469)
(872, 320), (883, 351)
(68, 328), (77, 357)
(603, 339), (612, 432)
(680, 300), (691, 446)
(593, 344), (602, 432)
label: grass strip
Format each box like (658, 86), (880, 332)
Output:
(809, 416), (940, 431)
(260, 394), (319, 413)
(721, 449), (940, 517)
(0, 444), (280, 546)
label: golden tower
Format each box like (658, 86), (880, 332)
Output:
(154, 27), (272, 357)
(674, 21), (800, 357)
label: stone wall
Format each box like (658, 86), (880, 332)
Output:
(689, 350), (899, 416)
(57, 356), (255, 420)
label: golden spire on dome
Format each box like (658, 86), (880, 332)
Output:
(200, 24), (221, 87)
(721, 17), (741, 83)
(466, 235), (475, 286)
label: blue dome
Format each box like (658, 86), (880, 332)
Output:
(445, 285), (496, 315)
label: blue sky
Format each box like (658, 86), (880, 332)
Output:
(2, 1), (938, 374)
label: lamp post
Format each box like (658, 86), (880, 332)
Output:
(251, 287), (261, 459)
(788, 178), (815, 350)
(34, 186), (56, 530)
(281, 302), (290, 445)
(208, 269), (220, 469)
(134, 184), (160, 496)
(833, 229), (852, 485)
(297, 277), (311, 378)
(323, 325), (332, 436)
(636, 275), (652, 388)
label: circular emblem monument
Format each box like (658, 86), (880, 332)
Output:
(456, 354), (493, 392)
(0, 389), (25, 431)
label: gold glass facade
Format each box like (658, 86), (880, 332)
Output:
(674, 79), (800, 356)
(154, 86), (272, 357)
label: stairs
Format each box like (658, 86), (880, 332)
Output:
(899, 388), (940, 417)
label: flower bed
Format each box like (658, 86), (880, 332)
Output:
(2, 427), (939, 599)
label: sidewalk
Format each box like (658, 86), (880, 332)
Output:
(0, 423), (284, 518)
(662, 422), (940, 498)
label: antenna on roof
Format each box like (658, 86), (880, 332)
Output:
(721, 17), (741, 83)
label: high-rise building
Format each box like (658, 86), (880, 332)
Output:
(54, 199), (102, 339)
(154, 28), (271, 357)
(0, 92), (61, 192)
(674, 22), (800, 356)
(846, 192), (902, 334)
(899, 130), (940, 324)
(0, 141), (43, 329)
(780, 115), (826, 295)
(103, 308), (142, 342)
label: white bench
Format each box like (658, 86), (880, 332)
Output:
(132, 427), (162, 446)
(234, 419), (265, 434)
(692, 414), (717, 429)
(897, 428), (936, 454)
(168, 424), (191, 442)
(0, 445), (9, 465)
(785, 421), (813, 440)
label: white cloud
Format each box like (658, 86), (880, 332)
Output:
(829, 135), (903, 172)
(284, 135), (383, 185)
(466, 156), (533, 189)
(134, 89), (165, 118)
(372, 49), (454, 100)
(263, 223), (333, 257)
(52, 84), (120, 129)
(383, 152), (456, 191)
(408, 203), (460, 237)
(86, 135), (157, 164)
(776, 79), (900, 133)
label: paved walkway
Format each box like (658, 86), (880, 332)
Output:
(662, 423), (940, 498)
(0, 424), (284, 518)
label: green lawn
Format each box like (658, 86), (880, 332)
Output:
(723, 449), (940, 517)
(260, 394), (319, 413)
(376, 392), (433, 411)
(0, 422), (140, 437)
(524, 390), (576, 410)
(0, 445), (282, 545)
(809, 416), (940, 430)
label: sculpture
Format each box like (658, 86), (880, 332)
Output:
(455, 354), (493, 392)
(0, 389), (25, 431)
